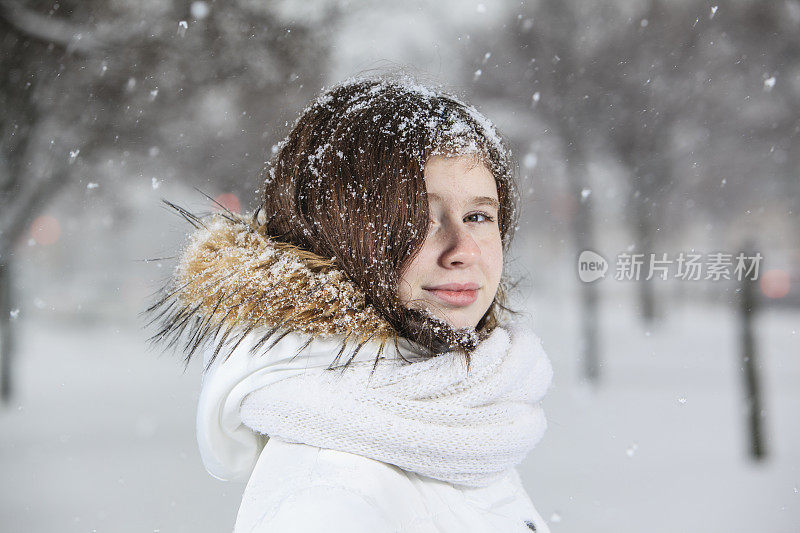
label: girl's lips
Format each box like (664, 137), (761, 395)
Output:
(424, 287), (479, 307)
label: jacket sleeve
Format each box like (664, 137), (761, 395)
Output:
(247, 485), (395, 533)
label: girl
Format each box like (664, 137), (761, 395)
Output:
(148, 77), (553, 532)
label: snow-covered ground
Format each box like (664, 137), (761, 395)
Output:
(523, 290), (800, 533)
(1, 293), (798, 532)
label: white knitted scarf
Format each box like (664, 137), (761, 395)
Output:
(235, 323), (553, 488)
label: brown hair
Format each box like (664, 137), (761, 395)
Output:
(256, 76), (519, 355)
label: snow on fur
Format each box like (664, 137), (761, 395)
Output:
(145, 209), (395, 370)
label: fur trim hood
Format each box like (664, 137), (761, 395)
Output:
(146, 207), (408, 370)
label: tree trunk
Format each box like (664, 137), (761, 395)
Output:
(566, 143), (600, 382)
(0, 259), (13, 403)
(739, 242), (766, 460)
(634, 189), (656, 323)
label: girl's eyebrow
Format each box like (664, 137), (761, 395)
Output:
(473, 196), (501, 211)
(427, 193), (500, 211)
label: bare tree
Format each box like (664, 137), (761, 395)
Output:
(474, 0), (610, 381)
(593, 0), (703, 322)
(472, 0), (798, 382)
(1, 1), (83, 401)
(0, 0), (333, 402)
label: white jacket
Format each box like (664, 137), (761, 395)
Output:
(234, 436), (549, 532)
(196, 331), (550, 533)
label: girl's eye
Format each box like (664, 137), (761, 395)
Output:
(464, 212), (495, 223)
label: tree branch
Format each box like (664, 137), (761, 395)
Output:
(0, 0), (107, 54)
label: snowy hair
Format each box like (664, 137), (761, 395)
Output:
(258, 76), (519, 354)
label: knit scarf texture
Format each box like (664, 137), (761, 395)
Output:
(239, 323), (552, 488)
(147, 211), (554, 488)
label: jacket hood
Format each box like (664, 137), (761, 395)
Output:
(145, 207), (400, 371)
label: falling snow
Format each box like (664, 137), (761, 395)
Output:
(191, 1), (210, 20)
(2, 3), (798, 532)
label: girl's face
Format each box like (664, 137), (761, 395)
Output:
(398, 155), (504, 330)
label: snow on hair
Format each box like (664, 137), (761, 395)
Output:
(257, 75), (519, 358)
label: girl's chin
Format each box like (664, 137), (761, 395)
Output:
(418, 305), (481, 330)
(401, 297), (486, 330)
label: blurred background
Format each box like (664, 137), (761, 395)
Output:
(1, 0), (798, 531)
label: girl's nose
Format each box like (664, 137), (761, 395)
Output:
(439, 225), (480, 268)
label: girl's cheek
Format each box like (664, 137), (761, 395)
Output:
(487, 242), (504, 276)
